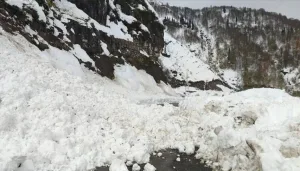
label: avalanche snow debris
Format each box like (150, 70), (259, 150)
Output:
(1, 2), (300, 170)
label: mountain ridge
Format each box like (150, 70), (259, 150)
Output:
(152, 2), (300, 95)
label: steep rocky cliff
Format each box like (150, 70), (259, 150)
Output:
(152, 2), (300, 95)
(0, 0), (167, 82)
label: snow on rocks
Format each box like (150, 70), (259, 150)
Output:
(5, 0), (47, 22)
(54, 0), (134, 41)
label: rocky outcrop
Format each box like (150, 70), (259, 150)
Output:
(0, 0), (168, 83)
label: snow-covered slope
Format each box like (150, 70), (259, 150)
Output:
(1, 0), (168, 86)
(152, 2), (300, 94)
(160, 32), (218, 82)
(159, 32), (231, 91)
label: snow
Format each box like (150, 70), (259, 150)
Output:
(132, 163), (141, 171)
(106, 16), (133, 41)
(5, 0), (47, 22)
(71, 44), (95, 67)
(221, 9), (230, 18)
(1, 3), (300, 170)
(109, 159), (128, 171)
(114, 63), (164, 93)
(101, 41), (110, 56)
(144, 163), (156, 171)
(159, 32), (219, 82)
(140, 50), (150, 57)
(140, 24), (150, 32)
(54, 0), (133, 41)
(6, 0), (134, 41)
(0, 28), (180, 170)
(53, 19), (69, 35)
(41, 46), (85, 77)
(221, 69), (242, 88)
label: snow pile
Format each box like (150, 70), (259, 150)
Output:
(0, 28), (180, 171)
(159, 32), (219, 82)
(180, 89), (300, 171)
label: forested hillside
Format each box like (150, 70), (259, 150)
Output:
(152, 2), (300, 95)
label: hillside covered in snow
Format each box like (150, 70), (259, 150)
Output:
(151, 2), (300, 94)
(1, 0), (300, 171)
(0, 0), (228, 91)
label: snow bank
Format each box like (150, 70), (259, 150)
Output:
(180, 88), (300, 171)
(0, 29), (180, 171)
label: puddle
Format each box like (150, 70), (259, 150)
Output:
(93, 149), (212, 171)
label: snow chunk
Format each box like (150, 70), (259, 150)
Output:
(110, 159), (128, 171)
(132, 163), (141, 171)
(144, 163), (156, 171)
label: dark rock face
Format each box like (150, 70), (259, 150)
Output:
(168, 77), (231, 91)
